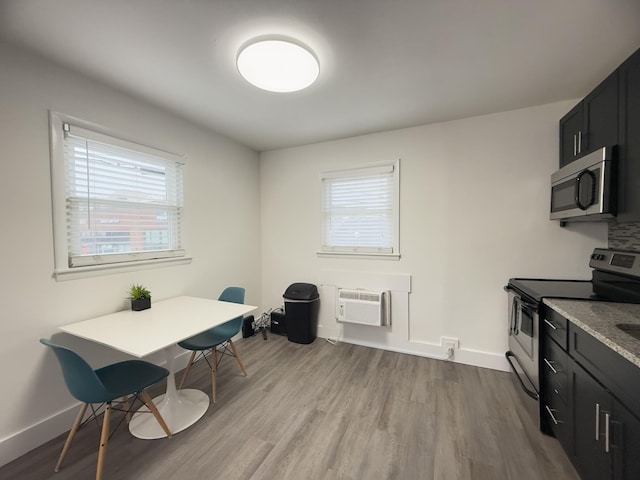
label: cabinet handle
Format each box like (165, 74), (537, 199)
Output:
(578, 131), (582, 154)
(595, 403), (600, 440)
(544, 358), (558, 374)
(605, 413), (611, 453)
(545, 405), (563, 425)
(573, 134), (577, 156)
(544, 319), (558, 330)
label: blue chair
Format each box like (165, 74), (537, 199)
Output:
(40, 338), (172, 480)
(178, 287), (247, 402)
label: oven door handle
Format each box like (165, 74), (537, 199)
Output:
(516, 295), (538, 312)
(505, 351), (539, 400)
(505, 286), (538, 311)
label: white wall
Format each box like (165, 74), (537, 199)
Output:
(0, 43), (261, 464)
(260, 102), (608, 368)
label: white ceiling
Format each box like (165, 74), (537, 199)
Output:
(1, 0), (640, 152)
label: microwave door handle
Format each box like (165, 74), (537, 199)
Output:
(575, 169), (596, 210)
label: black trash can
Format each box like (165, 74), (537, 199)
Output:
(283, 283), (319, 344)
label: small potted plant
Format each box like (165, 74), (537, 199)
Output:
(129, 284), (151, 311)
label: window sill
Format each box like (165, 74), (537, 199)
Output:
(54, 256), (193, 282)
(316, 251), (401, 261)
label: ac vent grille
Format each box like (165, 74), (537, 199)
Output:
(359, 293), (381, 302)
(339, 291), (360, 301)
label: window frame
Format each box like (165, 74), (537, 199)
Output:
(318, 159), (400, 259)
(49, 111), (191, 281)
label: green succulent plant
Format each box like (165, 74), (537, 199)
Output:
(129, 284), (151, 301)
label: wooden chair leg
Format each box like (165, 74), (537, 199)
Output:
(96, 403), (111, 480)
(179, 351), (197, 389)
(54, 403), (88, 472)
(140, 390), (172, 438)
(211, 348), (217, 402)
(228, 340), (247, 377)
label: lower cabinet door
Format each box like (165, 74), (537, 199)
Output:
(542, 391), (572, 453)
(612, 399), (640, 480)
(541, 336), (572, 451)
(572, 361), (612, 480)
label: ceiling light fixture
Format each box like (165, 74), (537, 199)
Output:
(237, 39), (319, 93)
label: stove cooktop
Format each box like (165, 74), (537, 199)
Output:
(507, 249), (640, 305)
(507, 278), (600, 303)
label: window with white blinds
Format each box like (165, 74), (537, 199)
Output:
(55, 119), (185, 269)
(321, 161), (400, 256)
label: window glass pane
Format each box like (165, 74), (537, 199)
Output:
(321, 163), (398, 254)
(63, 124), (184, 267)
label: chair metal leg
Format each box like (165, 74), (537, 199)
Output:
(179, 351), (197, 389)
(122, 396), (132, 424)
(212, 348), (217, 402)
(54, 402), (88, 472)
(96, 402), (111, 480)
(228, 340), (247, 377)
(140, 390), (172, 438)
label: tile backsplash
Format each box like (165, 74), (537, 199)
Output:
(609, 222), (640, 251)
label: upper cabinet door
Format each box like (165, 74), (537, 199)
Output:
(559, 71), (619, 168)
(560, 103), (583, 167)
(584, 70), (619, 154)
(616, 48), (640, 223)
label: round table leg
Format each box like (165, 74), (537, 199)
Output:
(129, 389), (209, 439)
(129, 344), (209, 439)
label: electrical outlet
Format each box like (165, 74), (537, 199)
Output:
(441, 336), (459, 350)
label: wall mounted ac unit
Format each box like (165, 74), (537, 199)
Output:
(336, 289), (391, 326)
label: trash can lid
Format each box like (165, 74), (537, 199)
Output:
(283, 282), (319, 301)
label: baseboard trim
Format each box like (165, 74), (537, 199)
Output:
(325, 336), (510, 372)
(0, 403), (80, 468)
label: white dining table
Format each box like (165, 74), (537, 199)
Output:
(59, 295), (257, 439)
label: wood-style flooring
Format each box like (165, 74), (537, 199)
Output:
(0, 334), (579, 479)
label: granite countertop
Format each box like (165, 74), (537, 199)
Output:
(543, 298), (640, 368)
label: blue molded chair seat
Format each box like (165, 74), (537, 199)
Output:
(94, 360), (169, 401)
(40, 338), (172, 480)
(178, 287), (247, 402)
(178, 321), (238, 351)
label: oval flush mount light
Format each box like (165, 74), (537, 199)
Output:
(237, 39), (319, 93)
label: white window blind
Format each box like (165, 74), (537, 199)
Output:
(62, 122), (185, 267)
(321, 162), (399, 255)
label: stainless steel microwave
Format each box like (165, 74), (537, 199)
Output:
(550, 146), (616, 222)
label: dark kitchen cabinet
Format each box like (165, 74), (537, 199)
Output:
(559, 71), (619, 167)
(540, 307), (640, 479)
(572, 361), (640, 480)
(560, 103), (584, 166)
(541, 333), (572, 453)
(612, 398), (640, 480)
(616, 48), (640, 222)
(572, 361), (614, 480)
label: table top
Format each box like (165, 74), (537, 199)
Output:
(59, 296), (257, 358)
